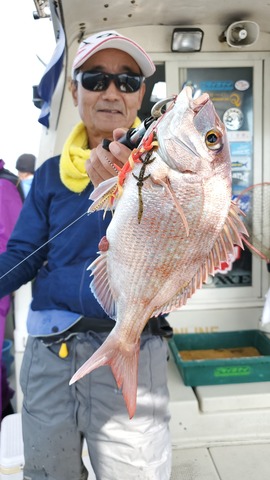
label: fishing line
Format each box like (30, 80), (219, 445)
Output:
(1, 101), (176, 282)
(0, 210), (89, 280)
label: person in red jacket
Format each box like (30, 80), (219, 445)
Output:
(0, 159), (23, 419)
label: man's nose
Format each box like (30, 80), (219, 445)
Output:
(101, 80), (121, 98)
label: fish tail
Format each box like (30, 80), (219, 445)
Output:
(69, 333), (140, 419)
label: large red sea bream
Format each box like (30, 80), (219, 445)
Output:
(70, 86), (248, 417)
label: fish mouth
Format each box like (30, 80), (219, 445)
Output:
(191, 92), (210, 113)
(177, 86), (210, 113)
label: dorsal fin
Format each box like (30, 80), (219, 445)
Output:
(151, 201), (249, 317)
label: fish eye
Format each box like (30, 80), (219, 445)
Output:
(205, 129), (223, 150)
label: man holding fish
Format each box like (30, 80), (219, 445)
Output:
(1, 25), (247, 479)
(0, 31), (172, 480)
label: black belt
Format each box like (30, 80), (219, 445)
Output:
(39, 315), (173, 343)
(74, 315), (173, 337)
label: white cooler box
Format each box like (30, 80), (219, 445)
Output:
(0, 414), (24, 480)
(0, 414), (96, 480)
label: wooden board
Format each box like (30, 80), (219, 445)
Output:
(179, 346), (261, 361)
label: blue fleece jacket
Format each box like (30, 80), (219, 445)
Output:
(0, 156), (112, 334)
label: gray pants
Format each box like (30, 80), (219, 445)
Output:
(20, 332), (171, 480)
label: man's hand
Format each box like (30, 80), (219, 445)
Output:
(85, 128), (132, 188)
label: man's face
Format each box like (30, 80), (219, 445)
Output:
(71, 48), (146, 148)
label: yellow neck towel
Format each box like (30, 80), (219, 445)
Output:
(59, 122), (91, 193)
(60, 117), (141, 193)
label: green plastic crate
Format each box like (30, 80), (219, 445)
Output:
(169, 330), (270, 386)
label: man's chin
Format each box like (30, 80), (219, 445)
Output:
(97, 115), (126, 131)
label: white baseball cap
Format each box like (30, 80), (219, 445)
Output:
(72, 30), (156, 78)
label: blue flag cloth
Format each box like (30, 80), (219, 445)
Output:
(37, 7), (66, 128)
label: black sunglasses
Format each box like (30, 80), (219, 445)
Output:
(75, 70), (145, 93)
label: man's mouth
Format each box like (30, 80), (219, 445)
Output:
(98, 108), (123, 115)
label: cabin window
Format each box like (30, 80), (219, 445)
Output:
(184, 67), (253, 289)
(139, 64), (166, 120)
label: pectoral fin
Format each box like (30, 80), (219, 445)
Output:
(152, 176), (189, 236)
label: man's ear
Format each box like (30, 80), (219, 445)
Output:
(70, 80), (78, 106)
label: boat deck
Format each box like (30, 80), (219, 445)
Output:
(1, 357), (270, 479)
(168, 355), (270, 479)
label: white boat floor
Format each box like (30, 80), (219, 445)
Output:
(3, 357), (270, 479)
(1, 413), (270, 479)
(171, 444), (270, 479)
(86, 444), (270, 480)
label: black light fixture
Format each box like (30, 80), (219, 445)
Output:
(171, 28), (204, 52)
